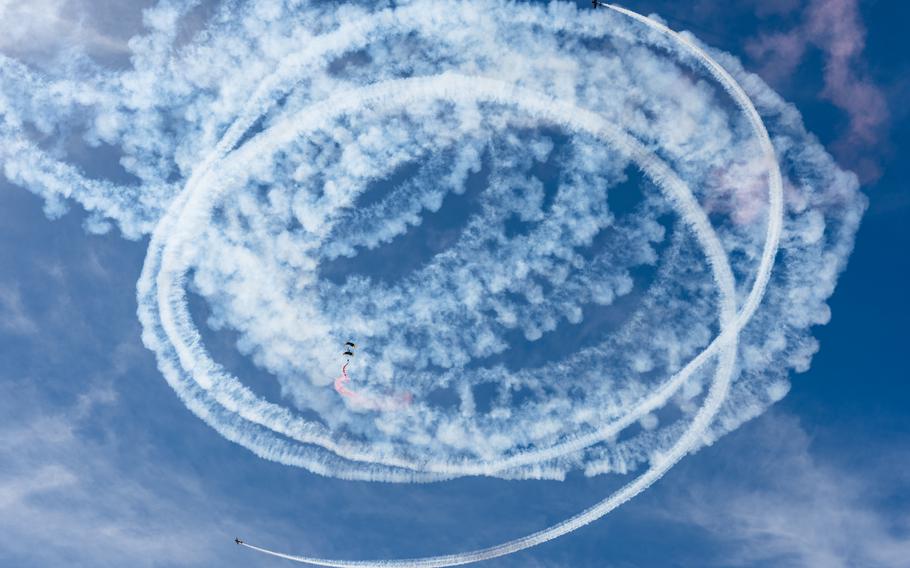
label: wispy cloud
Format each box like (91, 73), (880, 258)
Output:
(660, 412), (910, 568)
(0, 284), (39, 336)
(0, 0), (134, 60)
(0, 380), (241, 567)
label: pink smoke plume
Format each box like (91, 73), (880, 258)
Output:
(746, 0), (888, 182)
(334, 363), (412, 412)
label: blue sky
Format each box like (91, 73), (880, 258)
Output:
(0, 1), (907, 567)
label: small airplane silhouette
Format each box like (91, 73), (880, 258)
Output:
(235, 537), (244, 545)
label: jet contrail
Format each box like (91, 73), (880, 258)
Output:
(0, 0), (865, 565)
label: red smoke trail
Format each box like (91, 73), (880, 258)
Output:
(334, 362), (360, 399)
(334, 362), (411, 411)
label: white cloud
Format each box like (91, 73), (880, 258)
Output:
(0, 0), (133, 58)
(661, 413), (910, 568)
(0, 284), (39, 336)
(0, 381), (235, 567)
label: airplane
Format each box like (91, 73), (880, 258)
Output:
(235, 538), (244, 545)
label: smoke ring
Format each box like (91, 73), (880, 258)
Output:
(140, 72), (752, 481)
(134, 2), (785, 564)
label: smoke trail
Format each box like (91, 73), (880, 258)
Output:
(0, 0), (865, 564)
(212, 4), (776, 565)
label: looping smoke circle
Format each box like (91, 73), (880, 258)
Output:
(0, 0), (865, 564)
(147, 72), (745, 481)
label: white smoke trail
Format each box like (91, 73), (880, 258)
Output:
(0, 0), (865, 565)
(217, 3), (781, 565)
(143, 73), (739, 476)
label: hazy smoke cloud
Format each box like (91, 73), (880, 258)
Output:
(0, 1), (865, 565)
